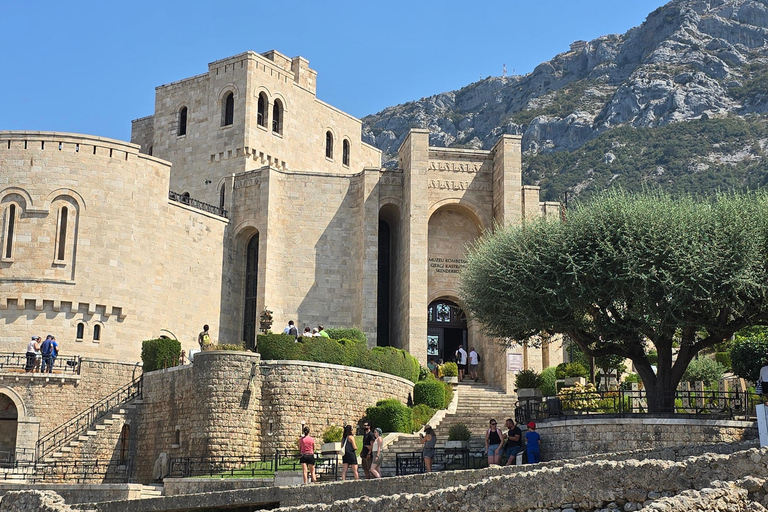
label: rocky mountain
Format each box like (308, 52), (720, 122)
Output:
(362, 0), (768, 201)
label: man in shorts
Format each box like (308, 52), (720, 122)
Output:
(503, 418), (522, 465)
(456, 345), (467, 381)
(360, 422), (375, 478)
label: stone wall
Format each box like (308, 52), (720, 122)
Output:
(259, 360), (414, 454)
(133, 351), (262, 483)
(537, 416), (757, 461)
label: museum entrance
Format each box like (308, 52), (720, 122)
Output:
(427, 300), (467, 366)
(0, 395), (17, 463)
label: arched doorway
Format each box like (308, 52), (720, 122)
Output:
(242, 233), (259, 349)
(0, 394), (17, 463)
(427, 300), (467, 365)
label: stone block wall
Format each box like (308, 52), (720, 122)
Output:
(134, 351), (262, 483)
(259, 360), (414, 454)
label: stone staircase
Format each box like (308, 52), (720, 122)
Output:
(139, 484), (164, 498)
(380, 381), (518, 476)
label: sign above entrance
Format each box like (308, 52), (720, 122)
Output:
(429, 257), (467, 274)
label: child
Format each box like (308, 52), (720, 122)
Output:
(525, 421), (541, 464)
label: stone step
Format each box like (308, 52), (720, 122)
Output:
(102, 419), (114, 425)
(86, 430), (98, 436)
(78, 435), (90, 442)
(94, 425), (107, 431)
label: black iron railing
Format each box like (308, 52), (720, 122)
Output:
(515, 389), (761, 424)
(169, 451), (338, 480)
(169, 191), (228, 218)
(36, 376), (142, 461)
(395, 448), (483, 476)
(0, 353), (80, 374)
(31, 458), (133, 483)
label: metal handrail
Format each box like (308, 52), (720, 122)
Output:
(36, 376), (142, 461)
(169, 191), (228, 218)
(0, 352), (80, 374)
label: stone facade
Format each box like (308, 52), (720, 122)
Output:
(133, 353), (414, 483)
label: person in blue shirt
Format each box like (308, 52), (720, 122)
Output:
(525, 421), (541, 464)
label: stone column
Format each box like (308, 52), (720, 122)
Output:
(491, 135), (523, 228)
(359, 168), (380, 347)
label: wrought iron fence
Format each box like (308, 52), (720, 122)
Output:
(31, 459), (133, 483)
(0, 353), (80, 374)
(36, 375), (143, 461)
(169, 451), (338, 480)
(169, 191), (228, 218)
(515, 389), (760, 424)
(395, 448), (484, 476)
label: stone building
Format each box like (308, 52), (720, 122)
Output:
(1, 49), (564, 395)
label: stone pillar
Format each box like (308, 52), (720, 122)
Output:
(398, 129), (430, 365)
(359, 168), (380, 347)
(491, 135), (523, 228)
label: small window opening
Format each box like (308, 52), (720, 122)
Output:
(93, 324), (101, 341)
(222, 93), (234, 126)
(119, 425), (130, 464)
(325, 131), (333, 159)
(4, 204), (16, 259)
(148, 146), (153, 156)
(257, 93), (267, 127)
(178, 107), (188, 136)
(219, 184), (226, 210)
(175, 429), (181, 445)
(76, 322), (84, 340)
(272, 100), (283, 135)
(343, 140), (350, 166)
(56, 207), (68, 261)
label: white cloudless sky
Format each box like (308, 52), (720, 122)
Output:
(0, 0), (667, 141)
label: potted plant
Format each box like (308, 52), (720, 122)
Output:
(441, 362), (459, 384)
(321, 425), (343, 455)
(445, 423), (471, 451)
(515, 369), (542, 399)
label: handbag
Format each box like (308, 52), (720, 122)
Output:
(339, 437), (347, 455)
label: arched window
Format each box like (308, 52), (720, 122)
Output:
(178, 107), (188, 136)
(222, 92), (234, 126)
(56, 206), (68, 261)
(243, 233), (259, 349)
(257, 93), (267, 127)
(93, 324), (101, 341)
(76, 322), (84, 340)
(219, 184), (226, 210)
(342, 139), (350, 166)
(272, 99), (283, 135)
(3, 204), (16, 259)
(119, 425), (130, 464)
(325, 131), (333, 159)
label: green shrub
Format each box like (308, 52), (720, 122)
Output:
(411, 404), (436, 431)
(730, 327), (768, 383)
(418, 366), (431, 381)
(647, 350), (659, 365)
(414, 380), (446, 409)
(447, 423), (471, 441)
(141, 338), (181, 372)
(515, 369), (540, 389)
(217, 343), (246, 351)
(443, 381), (454, 407)
(555, 362), (588, 379)
(538, 366), (558, 396)
(302, 336), (350, 365)
(715, 352), (731, 370)
(366, 399), (412, 433)
(441, 362), (458, 377)
(256, 333), (301, 360)
(326, 327), (367, 343)
(683, 357), (726, 386)
(322, 426), (343, 444)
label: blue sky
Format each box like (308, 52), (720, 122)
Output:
(1, 0), (667, 142)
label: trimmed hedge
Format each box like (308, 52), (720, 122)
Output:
(411, 404), (436, 431)
(366, 399), (412, 433)
(141, 338), (181, 372)
(443, 381), (454, 407)
(413, 379), (446, 409)
(257, 333), (420, 383)
(538, 366), (557, 397)
(326, 327), (367, 344)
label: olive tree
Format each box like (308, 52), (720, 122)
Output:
(460, 190), (768, 412)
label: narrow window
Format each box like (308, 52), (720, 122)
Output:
(56, 207), (68, 261)
(148, 146), (153, 156)
(174, 429), (181, 445)
(343, 140), (350, 166)
(93, 324), (101, 341)
(223, 93), (234, 126)
(76, 322), (84, 340)
(119, 425), (130, 464)
(325, 131), (333, 159)
(3, 204), (15, 259)
(272, 99), (283, 135)
(178, 107), (188, 136)
(257, 93), (267, 127)
(219, 184), (226, 210)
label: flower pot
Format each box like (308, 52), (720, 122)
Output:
(516, 388), (542, 399)
(444, 440), (468, 452)
(321, 442), (341, 454)
(443, 376), (459, 384)
(564, 377), (586, 386)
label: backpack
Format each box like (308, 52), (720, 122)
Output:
(40, 339), (52, 356)
(202, 333), (211, 348)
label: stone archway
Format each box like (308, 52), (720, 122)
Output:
(0, 394), (18, 463)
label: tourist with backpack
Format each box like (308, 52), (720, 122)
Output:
(40, 335), (56, 373)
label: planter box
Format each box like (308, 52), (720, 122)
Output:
(443, 376), (459, 384)
(516, 388), (542, 399)
(444, 440), (468, 452)
(564, 377), (587, 386)
(321, 442), (341, 454)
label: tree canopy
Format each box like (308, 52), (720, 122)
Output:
(460, 189), (768, 412)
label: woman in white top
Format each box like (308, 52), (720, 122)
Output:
(370, 427), (383, 478)
(759, 361), (768, 405)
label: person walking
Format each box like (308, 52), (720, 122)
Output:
(525, 422), (541, 464)
(456, 345), (467, 381)
(370, 428), (383, 478)
(283, 320), (298, 338)
(421, 425), (436, 473)
(298, 426), (317, 484)
(468, 347), (480, 382)
(340, 425), (359, 480)
(360, 421), (375, 478)
(485, 419), (504, 465)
